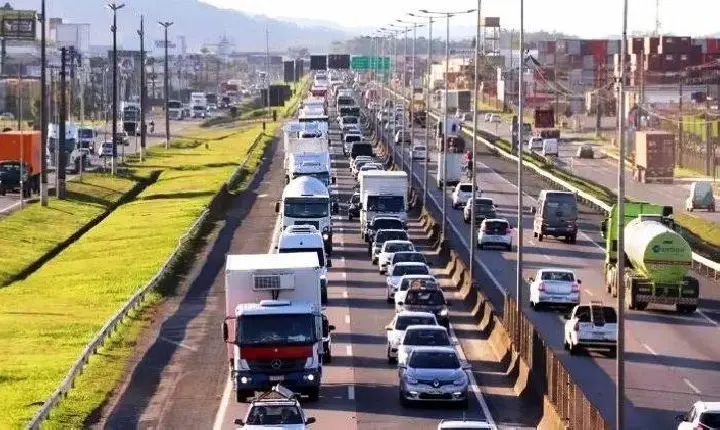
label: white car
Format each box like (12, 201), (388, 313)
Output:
(394, 130), (411, 145)
(392, 274), (440, 306)
(563, 302), (617, 356)
(451, 182), (474, 209)
(676, 401), (720, 430)
(411, 145), (427, 160)
(483, 113), (491, 122)
(528, 136), (544, 151)
(351, 155), (373, 172)
(386, 262), (431, 300)
(529, 268), (581, 310)
(397, 324), (451, 366)
(385, 311), (438, 364)
(438, 419), (495, 429)
(378, 240), (415, 274)
(477, 218), (513, 251)
(97, 140), (114, 158)
(488, 113), (501, 123)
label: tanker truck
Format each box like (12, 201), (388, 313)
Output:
(604, 202), (700, 313)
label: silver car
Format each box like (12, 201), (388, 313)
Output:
(398, 346), (471, 407)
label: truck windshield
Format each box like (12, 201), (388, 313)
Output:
(367, 195), (404, 212)
(167, 101), (182, 109)
(292, 171), (330, 186)
(237, 314), (316, 345)
(78, 129), (93, 139)
(48, 138), (77, 152)
(279, 247), (325, 268)
(284, 199), (328, 218)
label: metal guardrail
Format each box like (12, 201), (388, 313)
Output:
(384, 87), (720, 278)
(26, 130), (266, 429)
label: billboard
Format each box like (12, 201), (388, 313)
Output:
(327, 54), (350, 69)
(294, 59), (304, 81)
(261, 85), (290, 107)
(310, 55), (327, 71)
(283, 61), (295, 83)
(0, 8), (37, 40)
(107, 50), (141, 76)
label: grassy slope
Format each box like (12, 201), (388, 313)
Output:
(0, 174), (138, 286)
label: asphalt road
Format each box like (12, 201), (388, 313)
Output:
(381, 114), (720, 430)
(0, 118), (200, 216)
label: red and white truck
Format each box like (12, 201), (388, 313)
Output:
(222, 253), (324, 402)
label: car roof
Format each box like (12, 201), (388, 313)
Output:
(538, 268), (575, 274)
(408, 345), (456, 354)
(373, 216), (402, 222)
(383, 240), (413, 246)
(396, 310), (438, 318)
(457, 182), (473, 187)
(694, 401), (720, 412)
(438, 420), (493, 429)
(482, 218), (509, 224)
(404, 324), (447, 332)
(399, 274), (436, 280)
(393, 262), (428, 268)
(394, 251), (424, 257)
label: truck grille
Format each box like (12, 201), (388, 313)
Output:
(247, 358), (307, 373)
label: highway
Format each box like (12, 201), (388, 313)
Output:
(381, 108), (720, 429)
(94, 108), (509, 429)
(0, 118), (200, 216)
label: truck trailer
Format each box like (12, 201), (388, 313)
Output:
(222, 253), (324, 402)
(0, 131), (42, 196)
(358, 170), (408, 240)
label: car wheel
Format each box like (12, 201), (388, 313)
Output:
(506, 244), (512, 251)
(478, 243), (484, 250)
(387, 347), (397, 364)
(324, 349), (332, 364)
(372, 258), (377, 265)
(463, 216), (469, 224)
(538, 233), (544, 242)
(398, 390), (409, 407)
(568, 343), (577, 355)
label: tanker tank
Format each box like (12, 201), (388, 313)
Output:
(624, 217), (692, 284)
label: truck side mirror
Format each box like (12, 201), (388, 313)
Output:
(329, 325), (336, 331)
(531, 206), (537, 214)
(274, 201), (280, 213)
(331, 176), (337, 185)
(305, 417), (316, 425)
(234, 419), (244, 425)
(332, 202), (340, 214)
(222, 317), (235, 344)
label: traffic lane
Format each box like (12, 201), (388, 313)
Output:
(387, 132), (720, 428)
(332, 153), (490, 429)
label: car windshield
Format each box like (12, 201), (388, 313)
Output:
(245, 405), (304, 425)
(345, 135), (361, 143)
(193, 106), (204, 111)
(409, 350), (460, 369)
(405, 289), (444, 305)
(403, 329), (450, 346)
(395, 315), (436, 330)
(78, 129), (93, 138)
(376, 231), (409, 243)
(400, 278), (437, 291)
(414, 146), (426, 151)
(237, 314), (316, 345)
(459, 185), (472, 193)
(700, 412), (720, 427)
(284, 200), (328, 218)
(392, 265), (429, 277)
(540, 271), (574, 282)
(342, 116), (358, 124)
(0, 163), (21, 174)
(367, 195), (404, 212)
(385, 242), (413, 253)
(393, 252), (427, 265)
(373, 219), (403, 230)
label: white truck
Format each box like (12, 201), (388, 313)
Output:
(276, 176), (339, 255)
(359, 171), (408, 240)
(222, 253), (324, 402)
(287, 152), (334, 190)
(284, 138), (327, 181)
(436, 152), (464, 188)
(167, 100), (184, 120)
(277, 225), (331, 305)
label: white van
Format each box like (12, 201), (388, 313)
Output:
(686, 181), (715, 212)
(541, 138), (559, 157)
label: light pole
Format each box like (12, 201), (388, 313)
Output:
(414, 8), (475, 241)
(470, 1), (482, 285)
(159, 21), (173, 150)
(108, 2), (125, 176)
(390, 23), (411, 171)
(397, 18), (425, 188)
(138, 15), (146, 161)
(517, 0), (525, 327)
(617, 2), (629, 428)
(39, 0), (48, 206)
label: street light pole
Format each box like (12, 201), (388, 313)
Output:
(108, 2), (125, 176)
(442, 14), (449, 240)
(424, 18), (433, 210)
(39, 0), (48, 206)
(159, 21), (173, 150)
(517, 0), (525, 319)
(470, 0), (481, 284)
(138, 15), (146, 162)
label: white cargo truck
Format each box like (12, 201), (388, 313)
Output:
(287, 152), (335, 189)
(436, 153), (464, 188)
(222, 253), (324, 402)
(284, 138), (327, 177)
(359, 171), (408, 240)
(277, 225), (331, 304)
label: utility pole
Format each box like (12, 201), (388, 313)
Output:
(39, 0), (48, 206)
(138, 15), (146, 161)
(596, 65), (603, 137)
(554, 52), (559, 124)
(58, 47), (67, 200)
(517, 0), (525, 325)
(266, 27), (270, 120)
(17, 71), (24, 208)
(707, 83), (712, 176)
(470, 0), (481, 284)
(424, 18), (433, 209)
(109, 3), (125, 175)
(678, 80), (684, 167)
(616, 1), (629, 429)
(159, 21), (173, 149)
(442, 14), (449, 240)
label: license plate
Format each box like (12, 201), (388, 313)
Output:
(269, 375), (284, 382)
(428, 389), (440, 394)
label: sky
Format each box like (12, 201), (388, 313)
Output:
(200, 0), (719, 38)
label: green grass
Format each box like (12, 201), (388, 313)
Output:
(0, 125), (264, 428)
(676, 213), (720, 249)
(0, 174), (138, 286)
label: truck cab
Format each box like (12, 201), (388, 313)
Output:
(358, 171), (409, 240)
(276, 176), (338, 255)
(167, 100), (184, 120)
(222, 253), (324, 402)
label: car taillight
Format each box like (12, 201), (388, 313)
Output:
(504, 228), (511, 235)
(571, 283), (580, 292)
(573, 321), (580, 331)
(537, 282), (546, 292)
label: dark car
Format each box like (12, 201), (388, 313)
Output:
(348, 193), (361, 220)
(365, 216), (405, 243)
(0, 161), (32, 197)
(350, 142), (374, 160)
(397, 288), (450, 328)
(463, 197), (497, 224)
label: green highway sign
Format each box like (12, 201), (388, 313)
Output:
(351, 56), (391, 71)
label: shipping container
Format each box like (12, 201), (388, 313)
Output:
(703, 52), (720, 62)
(580, 40), (591, 56)
(556, 39), (567, 54)
(644, 36), (660, 54)
(634, 131), (675, 181)
(607, 40), (620, 55)
(658, 35), (693, 54)
(693, 39), (708, 54)
(581, 70), (595, 84)
(567, 39), (582, 56)
(630, 37), (644, 54)
(583, 55), (595, 70)
(590, 39), (608, 58)
(708, 38), (720, 54)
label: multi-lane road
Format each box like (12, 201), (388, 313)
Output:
(382, 108), (720, 429)
(0, 118), (199, 215)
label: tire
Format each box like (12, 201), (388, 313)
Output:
(608, 346), (617, 358)
(529, 301), (535, 309)
(568, 343), (577, 355)
(532, 231), (537, 238)
(569, 234), (577, 244)
(387, 347), (397, 364)
(563, 339), (569, 350)
(306, 386), (320, 402)
(399, 390), (410, 407)
(372, 258), (377, 265)
(324, 350), (332, 364)
(538, 233), (544, 242)
(235, 389), (252, 403)
(676, 304), (697, 314)
(506, 244), (512, 251)
(463, 216), (469, 224)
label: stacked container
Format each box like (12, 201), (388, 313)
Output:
(658, 36), (693, 54)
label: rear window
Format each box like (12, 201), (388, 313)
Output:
(392, 265), (429, 276)
(392, 252), (427, 265)
(373, 219), (403, 230)
(700, 412), (720, 428)
(601, 307), (617, 323)
(405, 289), (444, 305)
(484, 221), (508, 233)
(459, 185), (472, 192)
(342, 116), (359, 124)
(403, 329), (450, 346)
(345, 135), (361, 143)
(400, 277), (438, 291)
(377, 231), (409, 243)
(543, 193), (578, 217)
(351, 143), (373, 157)
(386, 243), (413, 252)
(540, 271), (574, 282)
(396, 316), (436, 330)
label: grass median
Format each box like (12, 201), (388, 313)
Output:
(0, 125), (264, 428)
(0, 174), (139, 286)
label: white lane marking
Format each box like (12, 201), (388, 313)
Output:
(257, 193), (268, 198)
(584, 289), (595, 297)
(343, 290), (349, 299)
(159, 336), (198, 351)
(346, 345), (353, 356)
(642, 343), (657, 356)
(347, 385), (356, 400)
(342, 272), (347, 280)
(213, 210), (283, 430)
(344, 314), (351, 325)
(448, 324), (496, 426)
(543, 255), (551, 261)
(698, 309), (720, 328)
(684, 378), (701, 394)
(0, 199), (23, 215)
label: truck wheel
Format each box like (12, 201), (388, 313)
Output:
(569, 234), (577, 244)
(568, 342), (577, 355)
(626, 276), (637, 310)
(0, 187), (5, 196)
(235, 389), (253, 403)
(306, 387), (320, 402)
(537, 233), (544, 242)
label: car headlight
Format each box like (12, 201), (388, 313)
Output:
(405, 375), (418, 385)
(323, 233), (329, 240)
(453, 375), (467, 386)
(439, 309), (448, 317)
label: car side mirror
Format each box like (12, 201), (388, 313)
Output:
(327, 259), (333, 268)
(385, 325), (393, 330)
(274, 201), (280, 213)
(234, 418), (244, 425)
(305, 417), (316, 425)
(329, 325), (336, 331)
(577, 279), (582, 284)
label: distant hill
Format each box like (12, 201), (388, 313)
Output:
(5, 0), (350, 52)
